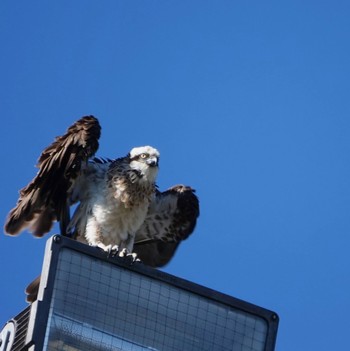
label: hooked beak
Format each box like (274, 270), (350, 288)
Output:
(147, 157), (158, 167)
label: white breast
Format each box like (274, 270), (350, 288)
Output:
(78, 163), (151, 251)
(88, 190), (149, 246)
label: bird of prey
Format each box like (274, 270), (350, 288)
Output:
(4, 116), (199, 265)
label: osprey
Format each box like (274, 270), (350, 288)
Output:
(4, 116), (199, 265)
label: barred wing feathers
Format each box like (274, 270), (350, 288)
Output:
(134, 185), (199, 267)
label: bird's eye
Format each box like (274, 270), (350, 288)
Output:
(140, 153), (148, 159)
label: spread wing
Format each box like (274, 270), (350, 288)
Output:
(25, 185), (199, 302)
(4, 116), (101, 237)
(134, 185), (199, 267)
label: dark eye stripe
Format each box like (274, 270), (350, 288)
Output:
(130, 153), (150, 161)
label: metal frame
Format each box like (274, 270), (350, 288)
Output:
(20, 235), (279, 350)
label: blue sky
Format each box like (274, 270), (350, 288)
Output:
(1, 1), (350, 350)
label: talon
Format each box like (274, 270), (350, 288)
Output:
(130, 256), (141, 265)
(117, 249), (139, 265)
(93, 243), (120, 258)
(125, 252), (137, 262)
(110, 245), (119, 257)
(118, 248), (128, 257)
(125, 252), (139, 265)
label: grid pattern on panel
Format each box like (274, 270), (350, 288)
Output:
(43, 248), (268, 351)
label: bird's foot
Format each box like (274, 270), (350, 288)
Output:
(118, 248), (140, 264)
(93, 243), (120, 257)
(108, 245), (120, 258)
(92, 243), (140, 264)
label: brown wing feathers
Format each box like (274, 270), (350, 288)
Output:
(134, 185), (199, 266)
(166, 185), (199, 241)
(4, 116), (101, 237)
